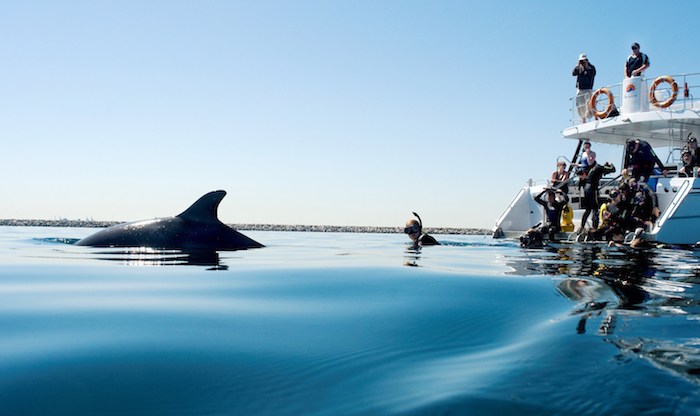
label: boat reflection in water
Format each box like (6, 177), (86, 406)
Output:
(505, 243), (700, 383)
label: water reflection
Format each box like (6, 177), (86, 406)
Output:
(90, 248), (228, 270)
(30, 237), (232, 270)
(403, 244), (423, 267)
(509, 243), (700, 317)
(505, 243), (700, 383)
(607, 337), (700, 383)
(403, 243), (432, 267)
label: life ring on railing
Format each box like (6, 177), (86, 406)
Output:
(649, 75), (678, 108)
(589, 88), (615, 119)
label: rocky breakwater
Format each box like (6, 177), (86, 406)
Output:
(0, 219), (490, 235)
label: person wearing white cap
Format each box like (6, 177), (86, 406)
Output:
(572, 53), (596, 124)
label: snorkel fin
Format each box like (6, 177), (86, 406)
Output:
(412, 212), (422, 227)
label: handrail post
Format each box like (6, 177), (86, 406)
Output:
(569, 139), (584, 174)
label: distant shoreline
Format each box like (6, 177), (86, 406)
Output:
(0, 219), (491, 236)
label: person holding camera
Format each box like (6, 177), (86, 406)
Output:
(572, 53), (596, 124)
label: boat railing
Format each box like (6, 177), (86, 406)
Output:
(556, 155), (573, 167)
(569, 72), (700, 126)
(599, 174), (623, 190)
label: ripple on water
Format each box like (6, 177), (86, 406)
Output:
(1, 229), (700, 414)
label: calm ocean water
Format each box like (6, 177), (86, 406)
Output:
(1, 226), (700, 415)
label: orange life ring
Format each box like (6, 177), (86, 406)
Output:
(649, 75), (678, 108)
(589, 88), (615, 119)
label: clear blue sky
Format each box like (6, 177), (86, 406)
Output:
(2, 1), (699, 228)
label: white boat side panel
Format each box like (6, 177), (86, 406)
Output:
(651, 178), (700, 245)
(495, 185), (546, 233)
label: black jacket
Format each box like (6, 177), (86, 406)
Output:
(573, 63), (596, 90)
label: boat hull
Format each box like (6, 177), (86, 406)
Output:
(649, 178), (700, 245)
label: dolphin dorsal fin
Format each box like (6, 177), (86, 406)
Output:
(177, 190), (227, 223)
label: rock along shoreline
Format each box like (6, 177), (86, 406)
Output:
(0, 219), (490, 236)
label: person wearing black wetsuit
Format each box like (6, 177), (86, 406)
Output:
(679, 149), (696, 177)
(622, 139), (666, 182)
(534, 188), (569, 240)
(404, 212), (440, 246)
(578, 151), (616, 231)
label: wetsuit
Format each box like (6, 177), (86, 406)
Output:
(580, 161), (616, 229)
(679, 159), (695, 177)
(534, 190), (569, 238)
(418, 234), (440, 246)
(593, 201), (623, 241)
(624, 140), (664, 182)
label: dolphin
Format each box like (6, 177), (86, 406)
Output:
(75, 190), (264, 250)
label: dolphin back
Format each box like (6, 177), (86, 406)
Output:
(75, 190), (264, 250)
(177, 190), (227, 224)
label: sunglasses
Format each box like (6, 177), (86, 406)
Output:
(632, 46), (639, 50)
(404, 225), (420, 234)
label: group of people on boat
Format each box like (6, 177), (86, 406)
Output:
(583, 175), (658, 245)
(521, 134), (697, 248)
(417, 137), (697, 250)
(419, 42), (696, 250)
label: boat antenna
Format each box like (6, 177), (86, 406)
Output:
(412, 212), (422, 227)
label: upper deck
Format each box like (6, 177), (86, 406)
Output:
(563, 73), (700, 148)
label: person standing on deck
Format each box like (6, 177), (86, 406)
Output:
(573, 53), (596, 124)
(625, 43), (650, 78)
(578, 151), (616, 232)
(687, 136), (699, 167)
(578, 140), (592, 171)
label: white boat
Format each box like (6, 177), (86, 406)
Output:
(493, 73), (700, 245)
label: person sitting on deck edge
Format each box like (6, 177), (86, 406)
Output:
(534, 188), (570, 241)
(622, 139), (667, 182)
